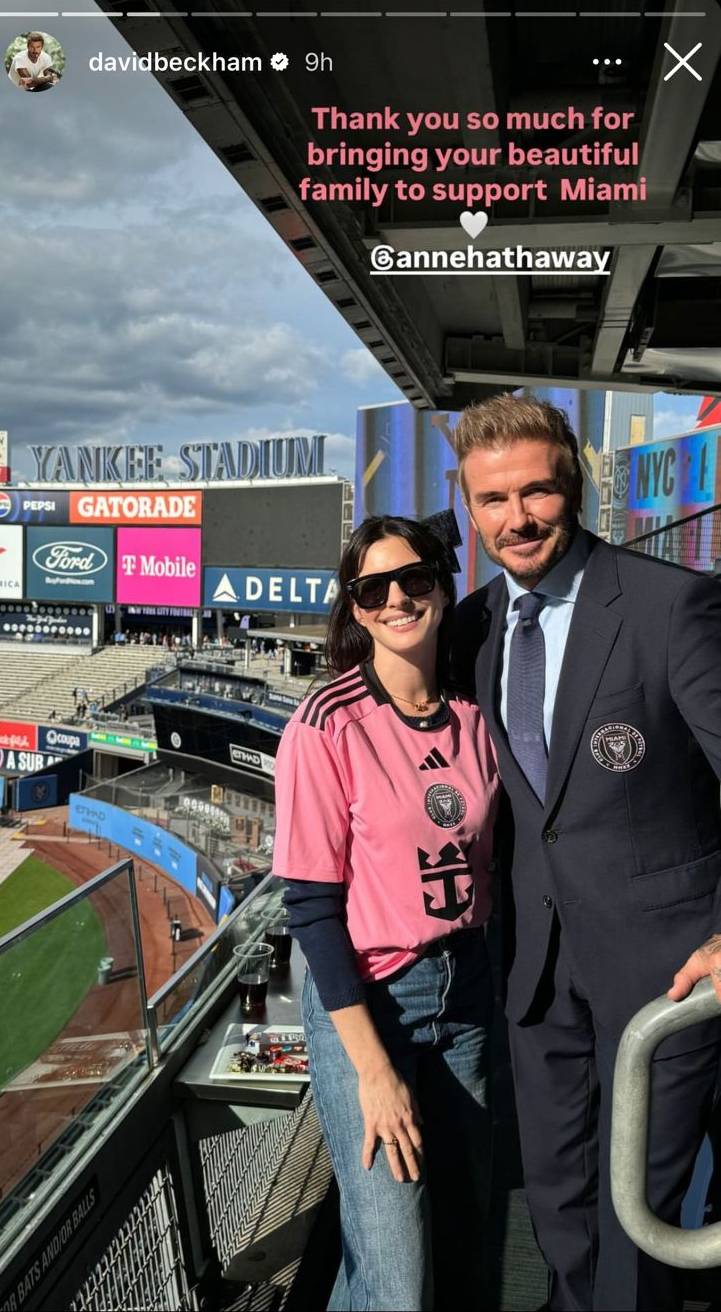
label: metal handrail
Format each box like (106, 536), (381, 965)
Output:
(0, 858), (134, 953)
(146, 870), (277, 1060)
(0, 857), (155, 1071)
(611, 978), (721, 1268)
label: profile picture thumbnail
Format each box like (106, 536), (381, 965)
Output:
(5, 31), (65, 92)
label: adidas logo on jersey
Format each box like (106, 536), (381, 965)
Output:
(419, 748), (450, 771)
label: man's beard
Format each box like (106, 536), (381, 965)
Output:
(481, 513), (576, 582)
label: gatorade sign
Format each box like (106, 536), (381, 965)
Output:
(70, 490), (202, 525)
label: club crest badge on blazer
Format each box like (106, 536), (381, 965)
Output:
(590, 722), (645, 772)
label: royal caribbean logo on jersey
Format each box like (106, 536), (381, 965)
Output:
(590, 722), (646, 772)
(424, 783), (467, 828)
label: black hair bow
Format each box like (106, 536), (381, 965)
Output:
(421, 508), (463, 573)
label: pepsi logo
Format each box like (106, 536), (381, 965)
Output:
(0, 493), (12, 521)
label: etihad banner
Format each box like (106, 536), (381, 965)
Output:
(70, 490), (203, 525)
(0, 526), (23, 598)
(116, 527), (201, 607)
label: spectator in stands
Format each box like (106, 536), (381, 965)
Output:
(274, 513), (498, 1309)
(450, 393), (721, 1312)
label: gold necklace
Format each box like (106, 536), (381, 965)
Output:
(388, 689), (439, 713)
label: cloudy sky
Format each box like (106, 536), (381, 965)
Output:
(0, 8), (402, 483)
(0, 10), (705, 487)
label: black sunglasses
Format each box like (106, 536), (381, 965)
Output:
(347, 561), (437, 611)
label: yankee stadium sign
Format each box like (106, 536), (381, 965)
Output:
(29, 435), (326, 483)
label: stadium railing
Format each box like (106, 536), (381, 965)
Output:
(0, 868), (331, 1312)
(611, 979), (721, 1267)
(623, 500), (721, 571)
(0, 860), (152, 1240)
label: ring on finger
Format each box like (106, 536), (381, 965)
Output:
(382, 1138), (399, 1147)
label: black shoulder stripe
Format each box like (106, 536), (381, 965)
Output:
(304, 676), (367, 729)
(318, 687), (372, 732)
(301, 669), (362, 725)
(306, 678), (366, 729)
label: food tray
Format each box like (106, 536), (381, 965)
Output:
(209, 1023), (309, 1082)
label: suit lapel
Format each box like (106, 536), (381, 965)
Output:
(544, 541), (623, 817)
(475, 575), (545, 809)
(475, 575), (506, 734)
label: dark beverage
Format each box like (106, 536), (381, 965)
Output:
(268, 927), (292, 970)
(238, 975), (269, 1016)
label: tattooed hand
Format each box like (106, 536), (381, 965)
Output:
(668, 933), (721, 1005)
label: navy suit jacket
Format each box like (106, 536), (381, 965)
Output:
(452, 534), (721, 1035)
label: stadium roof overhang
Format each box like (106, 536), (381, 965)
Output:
(99, 1), (721, 404)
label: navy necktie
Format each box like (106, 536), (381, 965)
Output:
(507, 591), (547, 802)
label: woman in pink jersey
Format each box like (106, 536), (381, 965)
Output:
(273, 514), (499, 1311)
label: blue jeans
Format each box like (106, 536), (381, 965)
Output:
(302, 928), (493, 1311)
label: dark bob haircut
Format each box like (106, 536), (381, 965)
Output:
(324, 514), (457, 678)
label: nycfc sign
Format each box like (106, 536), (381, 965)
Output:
(29, 435), (326, 483)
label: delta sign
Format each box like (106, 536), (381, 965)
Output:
(203, 567), (338, 614)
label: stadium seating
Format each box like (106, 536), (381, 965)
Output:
(0, 647), (176, 724)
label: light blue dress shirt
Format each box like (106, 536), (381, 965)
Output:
(500, 529), (593, 749)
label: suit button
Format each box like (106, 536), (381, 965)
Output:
(543, 895), (554, 910)
(542, 829), (558, 844)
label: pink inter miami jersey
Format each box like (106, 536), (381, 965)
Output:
(273, 664), (499, 981)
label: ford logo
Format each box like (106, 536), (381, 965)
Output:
(32, 541), (108, 575)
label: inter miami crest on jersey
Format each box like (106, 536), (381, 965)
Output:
(424, 782), (467, 827)
(417, 840), (474, 921)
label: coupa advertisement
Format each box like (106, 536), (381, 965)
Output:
(26, 527), (115, 603)
(116, 528), (201, 607)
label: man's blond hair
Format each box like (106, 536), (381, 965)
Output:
(453, 393), (583, 511)
(26, 32), (45, 44)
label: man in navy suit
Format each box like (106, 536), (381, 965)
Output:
(451, 394), (721, 1311)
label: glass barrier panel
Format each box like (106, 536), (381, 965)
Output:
(150, 877), (286, 1052)
(0, 864), (149, 1238)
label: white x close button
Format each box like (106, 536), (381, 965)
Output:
(663, 41), (703, 82)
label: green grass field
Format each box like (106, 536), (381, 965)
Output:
(0, 857), (106, 1085)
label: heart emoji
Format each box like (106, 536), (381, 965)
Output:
(460, 210), (489, 239)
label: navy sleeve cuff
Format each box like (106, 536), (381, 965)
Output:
(283, 879), (366, 1012)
